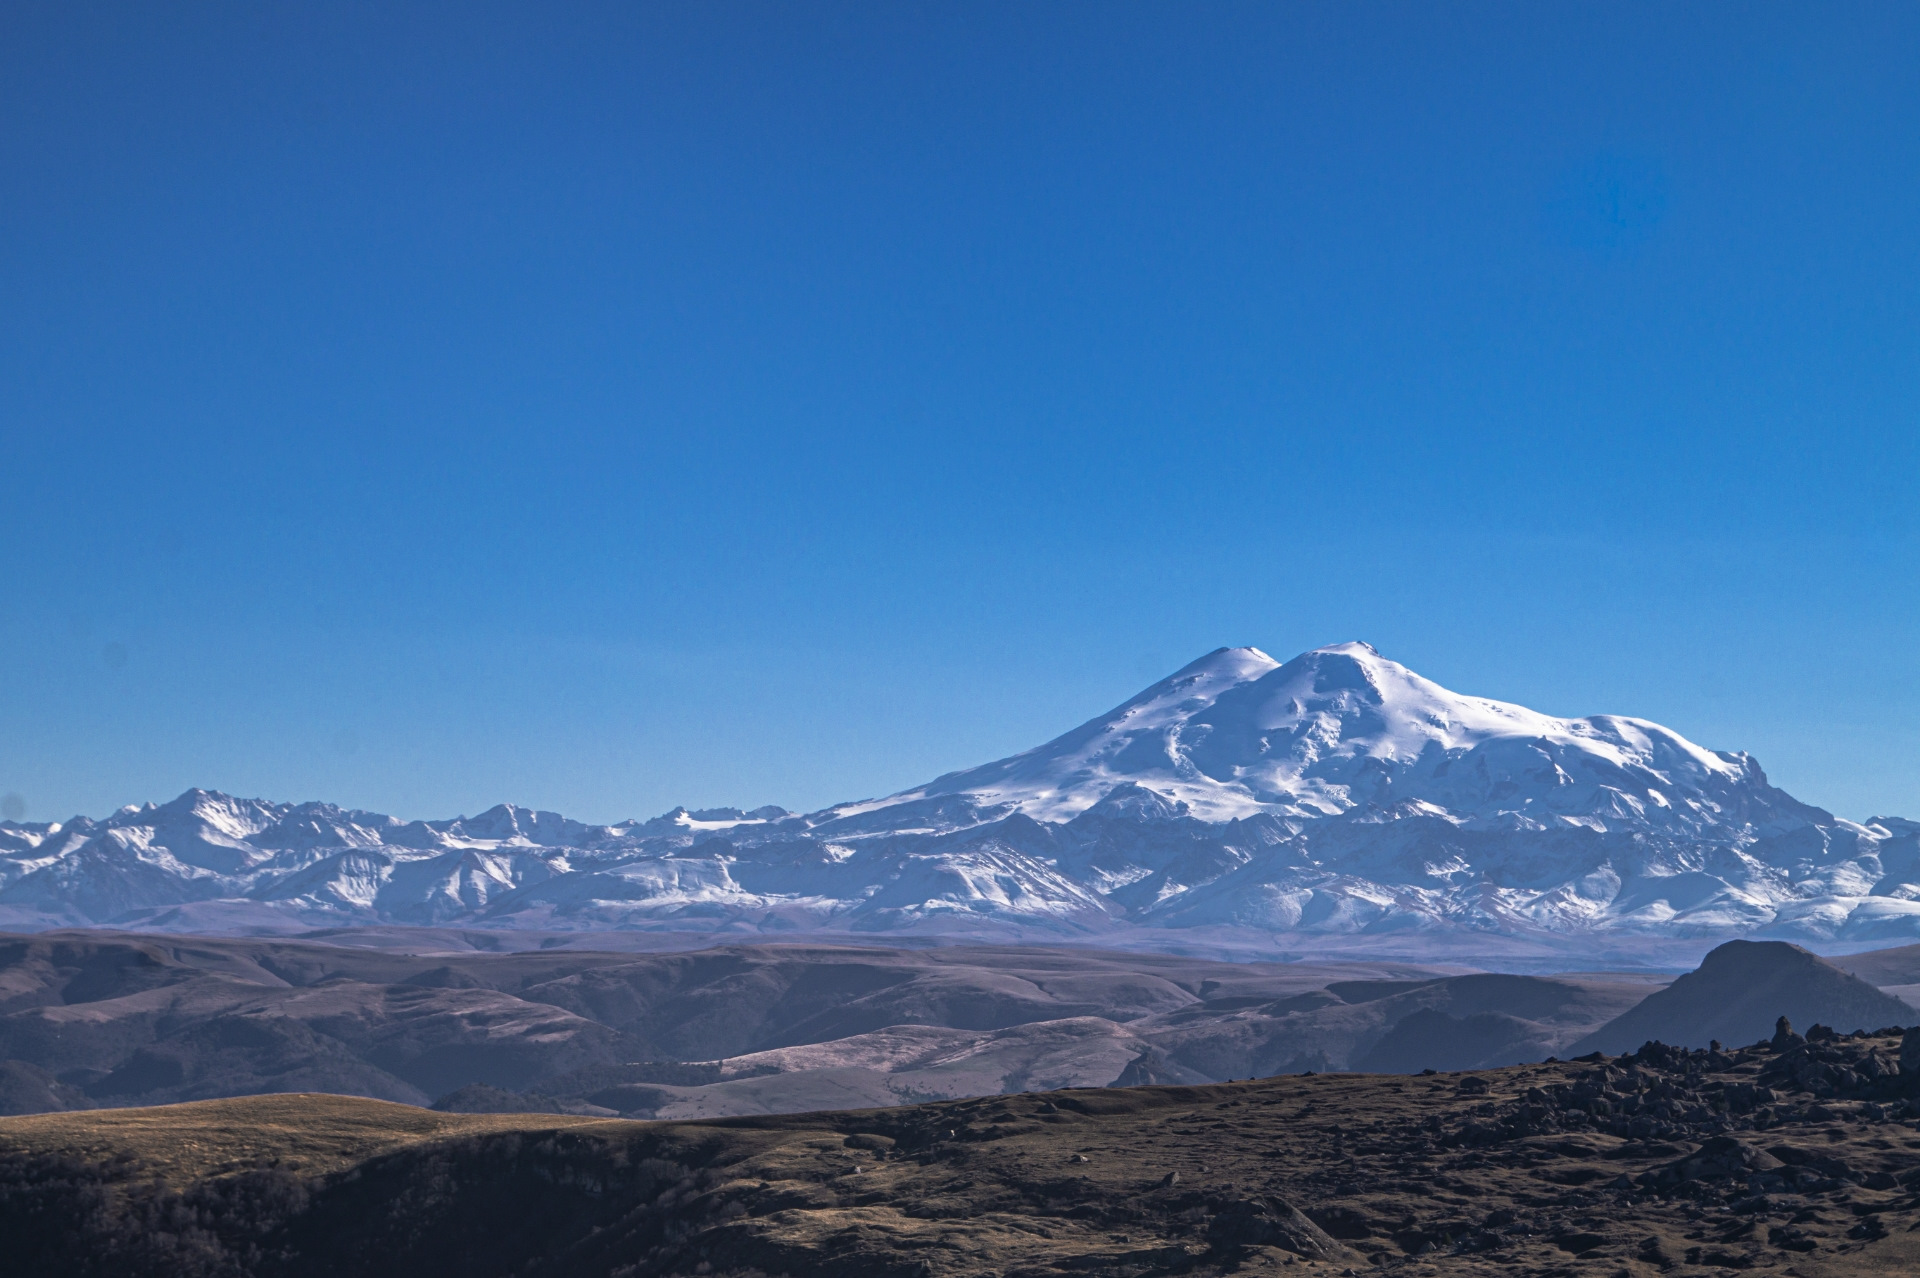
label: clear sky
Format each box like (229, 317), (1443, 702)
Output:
(1, 2), (1915, 825)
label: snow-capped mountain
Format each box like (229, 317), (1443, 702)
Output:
(825, 642), (1784, 830)
(3, 643), (1915, 953)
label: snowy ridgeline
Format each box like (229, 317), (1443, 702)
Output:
(2, 643), (1916, 949)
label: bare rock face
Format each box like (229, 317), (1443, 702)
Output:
(1207, 1195), (1346, 1259)
(1660, 1135), (1781, 1183)
(1903, 1025), (1920, 1074)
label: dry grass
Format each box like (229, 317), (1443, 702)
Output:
(5, 1044), (1920, 1276)
(0, 1092), (615, 1183)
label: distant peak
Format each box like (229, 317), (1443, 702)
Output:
(1192, 645), (1275, 663)
(1313, 640), (1381, 657)
(155, 788), (258, 815)
(1166, 646), (1278, 681)
(1697, 939), (1820, 971)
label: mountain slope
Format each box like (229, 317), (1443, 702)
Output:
(1, 643), (1914, 951)
(0, 931), (1471, 1114)
(837, 642), (1789, 831)
(12, 1039), (1920, 1278)
(1568, 939), (1916, 1055)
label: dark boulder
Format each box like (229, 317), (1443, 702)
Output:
(1209, 1195), (1346, 1258)
(1660, 1136), (1781, 1183)
(1307, 1205), (1373, 1239)
(1766, 1144), (1858, 1184)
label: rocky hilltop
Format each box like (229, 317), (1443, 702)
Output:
(10, 1024), (1920, 1277)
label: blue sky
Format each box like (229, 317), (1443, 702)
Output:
(1, 2), (1915, 824)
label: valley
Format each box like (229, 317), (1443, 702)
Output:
(1, 929), (1915, 1125)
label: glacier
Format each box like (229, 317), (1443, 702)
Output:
(3, 642), (1917, 955)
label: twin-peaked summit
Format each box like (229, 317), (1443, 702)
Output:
(0, 644), (1911, 953)
(827, 642), (1802, 834)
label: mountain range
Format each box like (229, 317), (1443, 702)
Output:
(4, 642), (1915, 955)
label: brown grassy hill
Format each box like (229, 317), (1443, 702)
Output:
(0, 931), (1474, 1116)
(1831, 944), (1920, 988)
(1832, 945), (1920, 1013)
(6, 1030), (1920, 1278)
(0, 1092), (606, 1181)
(1569, 941), (1914, 1056)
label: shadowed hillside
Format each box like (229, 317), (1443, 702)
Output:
(8, 1025), (1920, 1277)
(10, 931), (1920, 1124)
(1570, 941), (1914, 1056)
(0, 931), (1472, 1115)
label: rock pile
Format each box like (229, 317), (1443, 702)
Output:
(1438, 1022), (1920, 1223)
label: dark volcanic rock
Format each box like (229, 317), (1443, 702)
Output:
(7, 1042), (1920, 1278)
(1207, 1195), (1345, 1258)
(1659, 1135), (1781, 1183)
